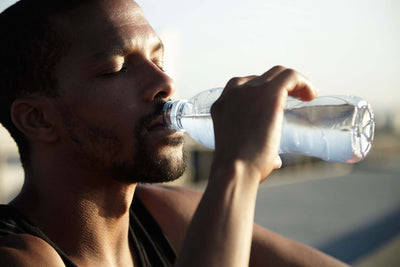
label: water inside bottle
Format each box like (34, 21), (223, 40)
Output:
(179, 103), (374, 163)
(167, 93), (374, 163)
(180, 115), (215, 148)
(280, 103), (374, 162)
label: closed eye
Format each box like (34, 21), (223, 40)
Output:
(157, 65), (166, 73)
(151, 55), (166, 72)
(101, 66), (128, 77)
(153, 60), (166, 73)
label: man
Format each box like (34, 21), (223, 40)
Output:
(0, 0), (347, 266)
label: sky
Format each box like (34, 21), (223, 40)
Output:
(1, 0), (399, 112)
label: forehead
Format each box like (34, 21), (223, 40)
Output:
(56, 0), (160, 61)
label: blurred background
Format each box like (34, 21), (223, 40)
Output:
(1, 0), (399, 265)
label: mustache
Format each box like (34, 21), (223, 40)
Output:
(135, 101), (167, 134)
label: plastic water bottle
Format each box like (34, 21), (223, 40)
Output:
(163, 88), (375, 163)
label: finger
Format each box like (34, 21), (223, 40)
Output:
(269, 68), (318, 101)
(246, 65), (286, 86)
(260, 156), (282, 183)
(273, 155), (282, 170)
(225, 75), (258, 88)
(221, 75), (258, 97)
(258, 65), (287, 82)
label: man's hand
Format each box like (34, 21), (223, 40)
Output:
(211, 65), (318, 182)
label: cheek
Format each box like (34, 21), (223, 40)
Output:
(55, 86), (149, 149)
(66, 96), (139, 132)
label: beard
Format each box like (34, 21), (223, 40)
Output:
(60, 101), (187, 184)
(110, 135), (187, 184)
(112, 103), (187, 183)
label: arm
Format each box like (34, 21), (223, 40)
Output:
(177, 161), (260, 267)
(175, 66), (318, 267)
(250, 224), (348, 266)
(138, 184), (348, 267)
(0, 234), (65, 267)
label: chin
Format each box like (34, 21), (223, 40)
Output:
(152, 132), (185, 155)
(113, 135), (187, 184)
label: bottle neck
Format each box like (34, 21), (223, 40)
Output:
(163, 99), (188, 131)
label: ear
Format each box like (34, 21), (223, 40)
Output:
(11, 97), (59, 143)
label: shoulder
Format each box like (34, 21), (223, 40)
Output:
(135, 184), (203, 251)
(0, 234), (65, 267)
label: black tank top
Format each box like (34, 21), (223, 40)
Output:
(0, 196), (176, 267)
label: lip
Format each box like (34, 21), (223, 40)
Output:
(147, 117), (174, 132)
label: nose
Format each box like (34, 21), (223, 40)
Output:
(141, 60), (176, 102)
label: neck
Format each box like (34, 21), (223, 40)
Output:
(11, 162), (138, 266)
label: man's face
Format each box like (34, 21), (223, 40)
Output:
(52, 0), (186, 183)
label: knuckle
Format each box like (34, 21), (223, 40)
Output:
(226, 77), (243, 87)
(282, 68), (297, 77)
(226, 75), (257, 87)
(272, 65), (286, 71)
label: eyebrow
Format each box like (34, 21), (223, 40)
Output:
(91, 37), (164, 60)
